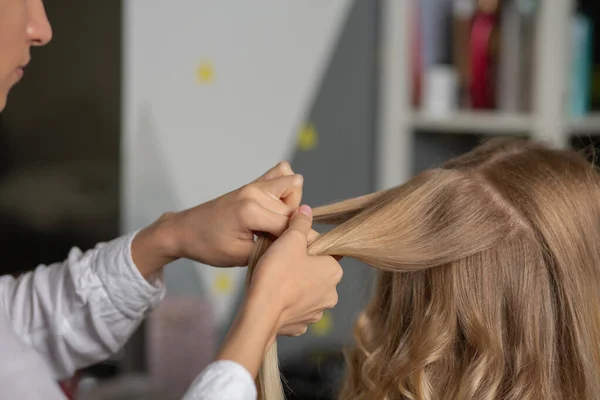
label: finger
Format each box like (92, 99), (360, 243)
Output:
(306, 230), (342, 260)
(314, 255), (344, 285)
(307, 229), (320, 242)
(256, 174), (303, 210)
(326, 291), (340, 308)
(255, 190), (294, 216)
(236, 241), (254, 267)
(246, 205), (290, 237)
(286, 205), (313, 238)
(309, 311), (324, 324)
(332, 260), (344, 285)
(279, 324), (308, 337)
(255, 161), (294, 182)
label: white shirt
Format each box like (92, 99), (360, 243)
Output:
(0, 231), (256, 400)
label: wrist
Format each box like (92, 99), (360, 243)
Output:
(131, 213), (180, 278)
(242, 289), (281, 341)
(215, 293), (281, 377)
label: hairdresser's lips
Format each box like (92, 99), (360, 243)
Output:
(14, 62), (28, 82)
(14, 68), (24, 81)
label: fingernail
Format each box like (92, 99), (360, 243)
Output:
(298, 205), (312, 216)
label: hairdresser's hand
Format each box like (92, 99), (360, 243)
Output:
(215, 206), (343, 377)
(131, 162), (303, 277)
(249, 205), (343, 336)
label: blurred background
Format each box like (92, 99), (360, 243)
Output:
(0, 0), (599, 399)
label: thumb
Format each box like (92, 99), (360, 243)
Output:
(287, 205), (313, 237)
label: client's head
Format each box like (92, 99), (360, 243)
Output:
(249, 138), (600, 400)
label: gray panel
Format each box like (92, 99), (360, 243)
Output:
(278, 0), (379, 364)
(413, 132), (523, 174)
(413, 132), (482, 174)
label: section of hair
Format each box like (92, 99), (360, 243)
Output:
(247, 138), (600, 400)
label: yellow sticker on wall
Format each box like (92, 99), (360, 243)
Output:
(197, 60), (215, 84)
(297, 123), (319, 151)
(213, 272), (233, 294)
(311, 310), (333, 336)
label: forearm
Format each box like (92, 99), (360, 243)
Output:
(181, 295), (279, 400)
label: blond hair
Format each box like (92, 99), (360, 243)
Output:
(247, 138), (600, 400)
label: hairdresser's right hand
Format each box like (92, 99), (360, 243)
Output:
(215, 206), (342, 377)
(248, 205), (343, 337)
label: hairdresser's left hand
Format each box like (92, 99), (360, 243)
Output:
(131, 162), (303, 277)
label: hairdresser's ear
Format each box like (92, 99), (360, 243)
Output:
(255, 161), (294, 182)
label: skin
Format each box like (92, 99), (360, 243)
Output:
(135, 167), (342, 377)
(0, 0), (343, 381)
(0, 0), (52, 111)
(216, 205), (342, 376)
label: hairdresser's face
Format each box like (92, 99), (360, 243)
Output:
(0, 0), (52, 112)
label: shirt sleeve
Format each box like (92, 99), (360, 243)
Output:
(0, 308), (68, 400)
(0, 230), (166, 380)
(182, 361), (257, 400)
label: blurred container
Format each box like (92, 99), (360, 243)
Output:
(422, 65), (459, 116)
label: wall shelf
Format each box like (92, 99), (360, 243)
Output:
(569, 114), (600, 134)
(378, 0), (575, 188)
(411, 112), (533, 135)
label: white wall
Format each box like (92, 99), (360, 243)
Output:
(122, 0), (353, 326)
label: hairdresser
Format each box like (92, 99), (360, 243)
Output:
(0, 2), (342, 399)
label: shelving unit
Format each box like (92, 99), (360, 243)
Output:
(376, 0), (597, 190)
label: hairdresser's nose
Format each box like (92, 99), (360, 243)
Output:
(27, 0), (53, 47)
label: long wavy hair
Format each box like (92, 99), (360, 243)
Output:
(247, 138), (600, 400)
